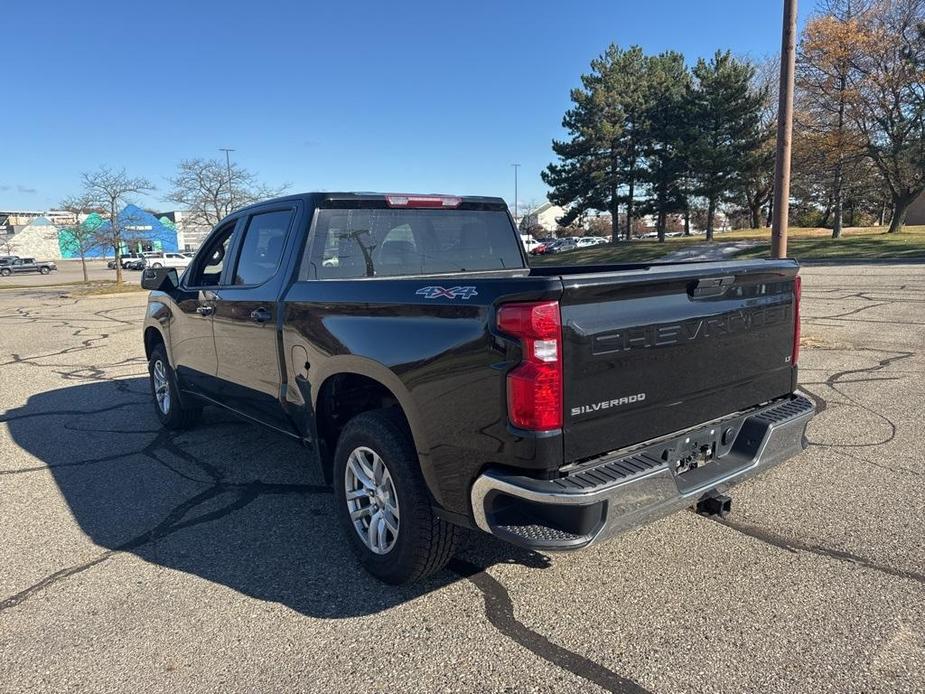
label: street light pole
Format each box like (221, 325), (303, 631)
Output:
(771, 0), (798, 258)
(511, 163), (520, 225)
(219, 148), (235, 209)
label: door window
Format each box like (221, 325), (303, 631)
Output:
(187, 222), (236, 287)
(231, 210), (293, 286)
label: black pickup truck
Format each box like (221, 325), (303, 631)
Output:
(141, 192), (814, 583)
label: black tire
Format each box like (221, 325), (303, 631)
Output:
(0, 268), (10, 277)
(152, 262), (163, 268)
(148, 344), (202, 429)
(40, 267), (50, 275)
(333, 409), (460, 584)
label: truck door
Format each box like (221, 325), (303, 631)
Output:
(211, 205), (298, 433)
(170, 220), (239, 395)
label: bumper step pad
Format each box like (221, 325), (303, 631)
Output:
(471, 394), (815, 550)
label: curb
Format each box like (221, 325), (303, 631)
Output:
(798, 257), (925, 266)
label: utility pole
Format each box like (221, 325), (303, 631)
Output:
(771, 0), (797, 258)
(219, 148), (235, 209)
(511, 163), (520, 226)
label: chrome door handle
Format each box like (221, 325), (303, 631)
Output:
(196, 305), (214, 317)
(250, 307), (271, 323)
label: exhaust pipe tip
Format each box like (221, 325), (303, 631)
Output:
(696, 493), (732, 519)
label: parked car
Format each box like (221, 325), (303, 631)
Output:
(123, 252), (191, 271)
(108, 252), (145, 270)
(145, 252), (192, 269)
(576, 236), (608, 248)
(141, 191), (813, 584)
(520, 235), (540, 254)
(548, 237), (578, 253)
(0, 256), (58, 276)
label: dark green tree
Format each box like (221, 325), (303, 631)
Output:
(543, 44), (651, 242)
(639, 51), (691, 241)
(735, 58), (777, 229)
(688, 51), (765, 240)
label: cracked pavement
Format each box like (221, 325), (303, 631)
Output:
(1, 264), (923, 693)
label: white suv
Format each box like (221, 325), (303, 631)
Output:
(146, 252), (191, 269)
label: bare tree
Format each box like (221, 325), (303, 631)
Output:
(166, 158), (288, 231)
(81, 167), (155, 283)
(849, 0), (925, 232)
(797, 0), (874, 237)
(58, 194), (102, 283)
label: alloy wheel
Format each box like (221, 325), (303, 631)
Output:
(344, 446), (400, 554)
(152, 359), (171, 414)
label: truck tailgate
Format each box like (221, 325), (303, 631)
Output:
(558, 260), (799, 463)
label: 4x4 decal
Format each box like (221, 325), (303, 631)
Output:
(416, 286), (478, 300)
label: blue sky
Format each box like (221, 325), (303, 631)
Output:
(3, 0), (818, 213)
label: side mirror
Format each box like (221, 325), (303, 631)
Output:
(141, 266), (179, 292)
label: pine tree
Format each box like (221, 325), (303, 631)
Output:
(734, 58), (777, 230)
(688, 51), (765, 240)
(639, 51), (691, 241)
(543, 44), (652, 242)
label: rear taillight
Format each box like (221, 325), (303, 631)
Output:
(792, 275), (802, 365)
(497, 301), (563, 431)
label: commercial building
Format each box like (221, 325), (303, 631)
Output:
(520, 202), (569, 233)
(1, 205), (181, 259)
(1, 216), (60, 258)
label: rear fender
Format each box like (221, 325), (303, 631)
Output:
(308, 356), (434, 488)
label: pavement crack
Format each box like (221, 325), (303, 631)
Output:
(0, 481), (332, 613)
(801, 349), (914, 449)
(449, 558), (650, 694)
(711, 517), (925, 586)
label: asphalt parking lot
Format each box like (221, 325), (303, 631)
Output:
(0, 259), (127, 287)
(1, 264), (923, 693)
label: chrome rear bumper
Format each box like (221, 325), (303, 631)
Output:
(470, 394), (815, 551)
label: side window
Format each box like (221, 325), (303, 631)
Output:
(232, 210), (293, 286)
(187, 222), (236, 287)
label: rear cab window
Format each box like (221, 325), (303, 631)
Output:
(301, 206), (525, 280)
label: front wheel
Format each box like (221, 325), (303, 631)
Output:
(148, 344), (202, 429)
(333, 409), (460, 584)
(40, 267), (50, 275)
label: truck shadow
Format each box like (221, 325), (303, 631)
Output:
(3, 378), (550, 618)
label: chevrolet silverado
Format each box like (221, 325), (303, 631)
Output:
(141, 192), (814, 584)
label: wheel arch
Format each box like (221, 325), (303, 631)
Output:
(143, 325), (171, 365)
(312, 360), (430, 488)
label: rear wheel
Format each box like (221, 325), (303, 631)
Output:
(148, 344), (201, 429)
(0, 268), (10, 277)
(333, 409), (459, 584)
